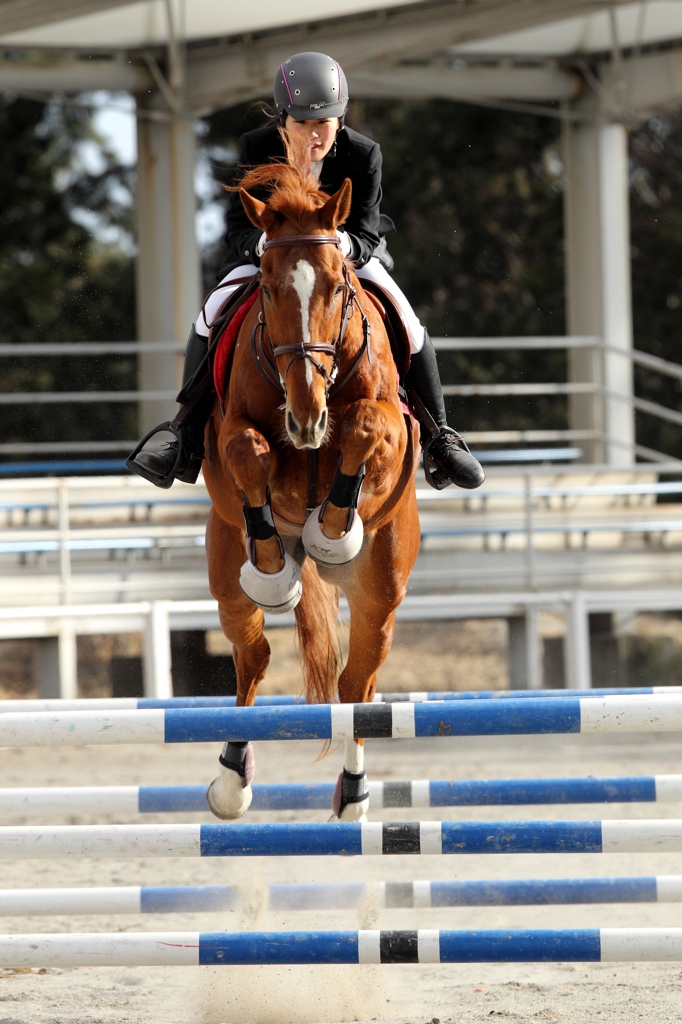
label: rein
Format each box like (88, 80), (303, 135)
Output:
(250, 235), (371, 400)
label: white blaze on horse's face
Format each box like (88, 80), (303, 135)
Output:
(290, 259), (316, 387)
(285, 258), (329, 449)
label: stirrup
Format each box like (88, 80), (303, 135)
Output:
(422, 426), (471, 491)
(126, 422), (183, 489)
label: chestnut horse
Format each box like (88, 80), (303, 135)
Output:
(202, 155), (420, 822)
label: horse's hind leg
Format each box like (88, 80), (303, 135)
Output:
(205, 508), (271, 820)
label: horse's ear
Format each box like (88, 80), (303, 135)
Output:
(239, 189), (280, 234)
(318, 178), (353, 231)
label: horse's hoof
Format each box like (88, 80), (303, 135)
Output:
(206, 766), (253, 820)
(302, 505), (364, 566)
(239, 552), (302, 614)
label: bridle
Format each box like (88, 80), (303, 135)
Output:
(251, 234), (371, 399)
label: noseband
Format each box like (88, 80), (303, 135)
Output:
(251, 234), (371, 399)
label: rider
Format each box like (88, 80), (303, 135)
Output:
(129, 51), (485, 492)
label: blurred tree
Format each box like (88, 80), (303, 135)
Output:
(198, 101), (269, 290)
(0, 95), (136, 455)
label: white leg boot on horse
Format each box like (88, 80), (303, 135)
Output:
(331, 738), (369, 821)
(302, 396), (397, 568)
(302, 457), (365, 566)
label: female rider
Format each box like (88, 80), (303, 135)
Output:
(130, 51), (484, 492)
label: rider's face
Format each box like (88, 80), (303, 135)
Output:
(284, 116), (339, 162)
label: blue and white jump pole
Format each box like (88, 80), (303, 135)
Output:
(1, 819), (681, 858)
(2, 877), (682, 916)
(2, 687), (681, 713)
(1, 694), (682, 747)
(1, 929), (682, 967)
(3, 774), (682, 817)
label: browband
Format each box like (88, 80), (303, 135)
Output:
(263, 235), (341, 251)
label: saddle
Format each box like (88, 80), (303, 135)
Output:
(209, 283), (260, 402)
(172, 275), (261, 413)
(358, 279), (412, 381)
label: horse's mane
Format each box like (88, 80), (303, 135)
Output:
(225, 128), (330, 224)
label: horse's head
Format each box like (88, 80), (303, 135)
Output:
(239, 176), (352, 449)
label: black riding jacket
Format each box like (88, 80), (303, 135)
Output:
(221, 123), (390, 277)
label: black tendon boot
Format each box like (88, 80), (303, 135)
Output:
(406, 332), (485, 490)
(129, 326), (210, 487)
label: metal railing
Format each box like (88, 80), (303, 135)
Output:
(1, 335), (681, 461)
(1, 464), (682, 605)
(436, 335), (682, 462)
(4, 587), (682, 698)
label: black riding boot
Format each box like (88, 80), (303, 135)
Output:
(406, 332), (485, 490)
(128, 326), (211, 488)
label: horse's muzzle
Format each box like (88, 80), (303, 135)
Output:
(286, 405), (328, 449)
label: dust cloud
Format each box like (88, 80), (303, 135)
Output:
(197, 962), (398, 1024)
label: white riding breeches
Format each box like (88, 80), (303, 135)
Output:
(356, 258), (425, 354)
(195, 257), (425, 354)
(196, 265), (260, 337)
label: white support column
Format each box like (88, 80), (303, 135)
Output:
(508, 609), (543, 690)
(525, 605), (543, 690)
(564, 592), (592, 690)
(135, 113), (201, 434)
(57, 625), (78, 701)
(563, 118), (635, 465)
(600, 124), (635, 465)
(143, 602), (173, 699)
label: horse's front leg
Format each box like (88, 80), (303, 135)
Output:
(225, 420), (302, 614)
(205, 510), (266, 820)
(206, 420), (300, 821)
(302, 399), (403, 565)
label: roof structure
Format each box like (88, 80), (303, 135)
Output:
(0, 1), (679, 116)
(0, 0), (677, 55)
(453, 2), (682, 56)
(0, 0), (676, 127)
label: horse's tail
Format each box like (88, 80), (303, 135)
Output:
(294, 559), (340, 704)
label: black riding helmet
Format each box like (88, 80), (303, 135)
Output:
(274, 51), (349, 122)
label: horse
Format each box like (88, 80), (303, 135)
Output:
(201, 151), (421, 822)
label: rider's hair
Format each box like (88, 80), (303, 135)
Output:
(225, 127), (325, 208)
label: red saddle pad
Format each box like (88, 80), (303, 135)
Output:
(213, 289), (260, 401)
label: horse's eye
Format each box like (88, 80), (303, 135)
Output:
(334, 283), (344, 297)
(262, 286), (272, 301)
